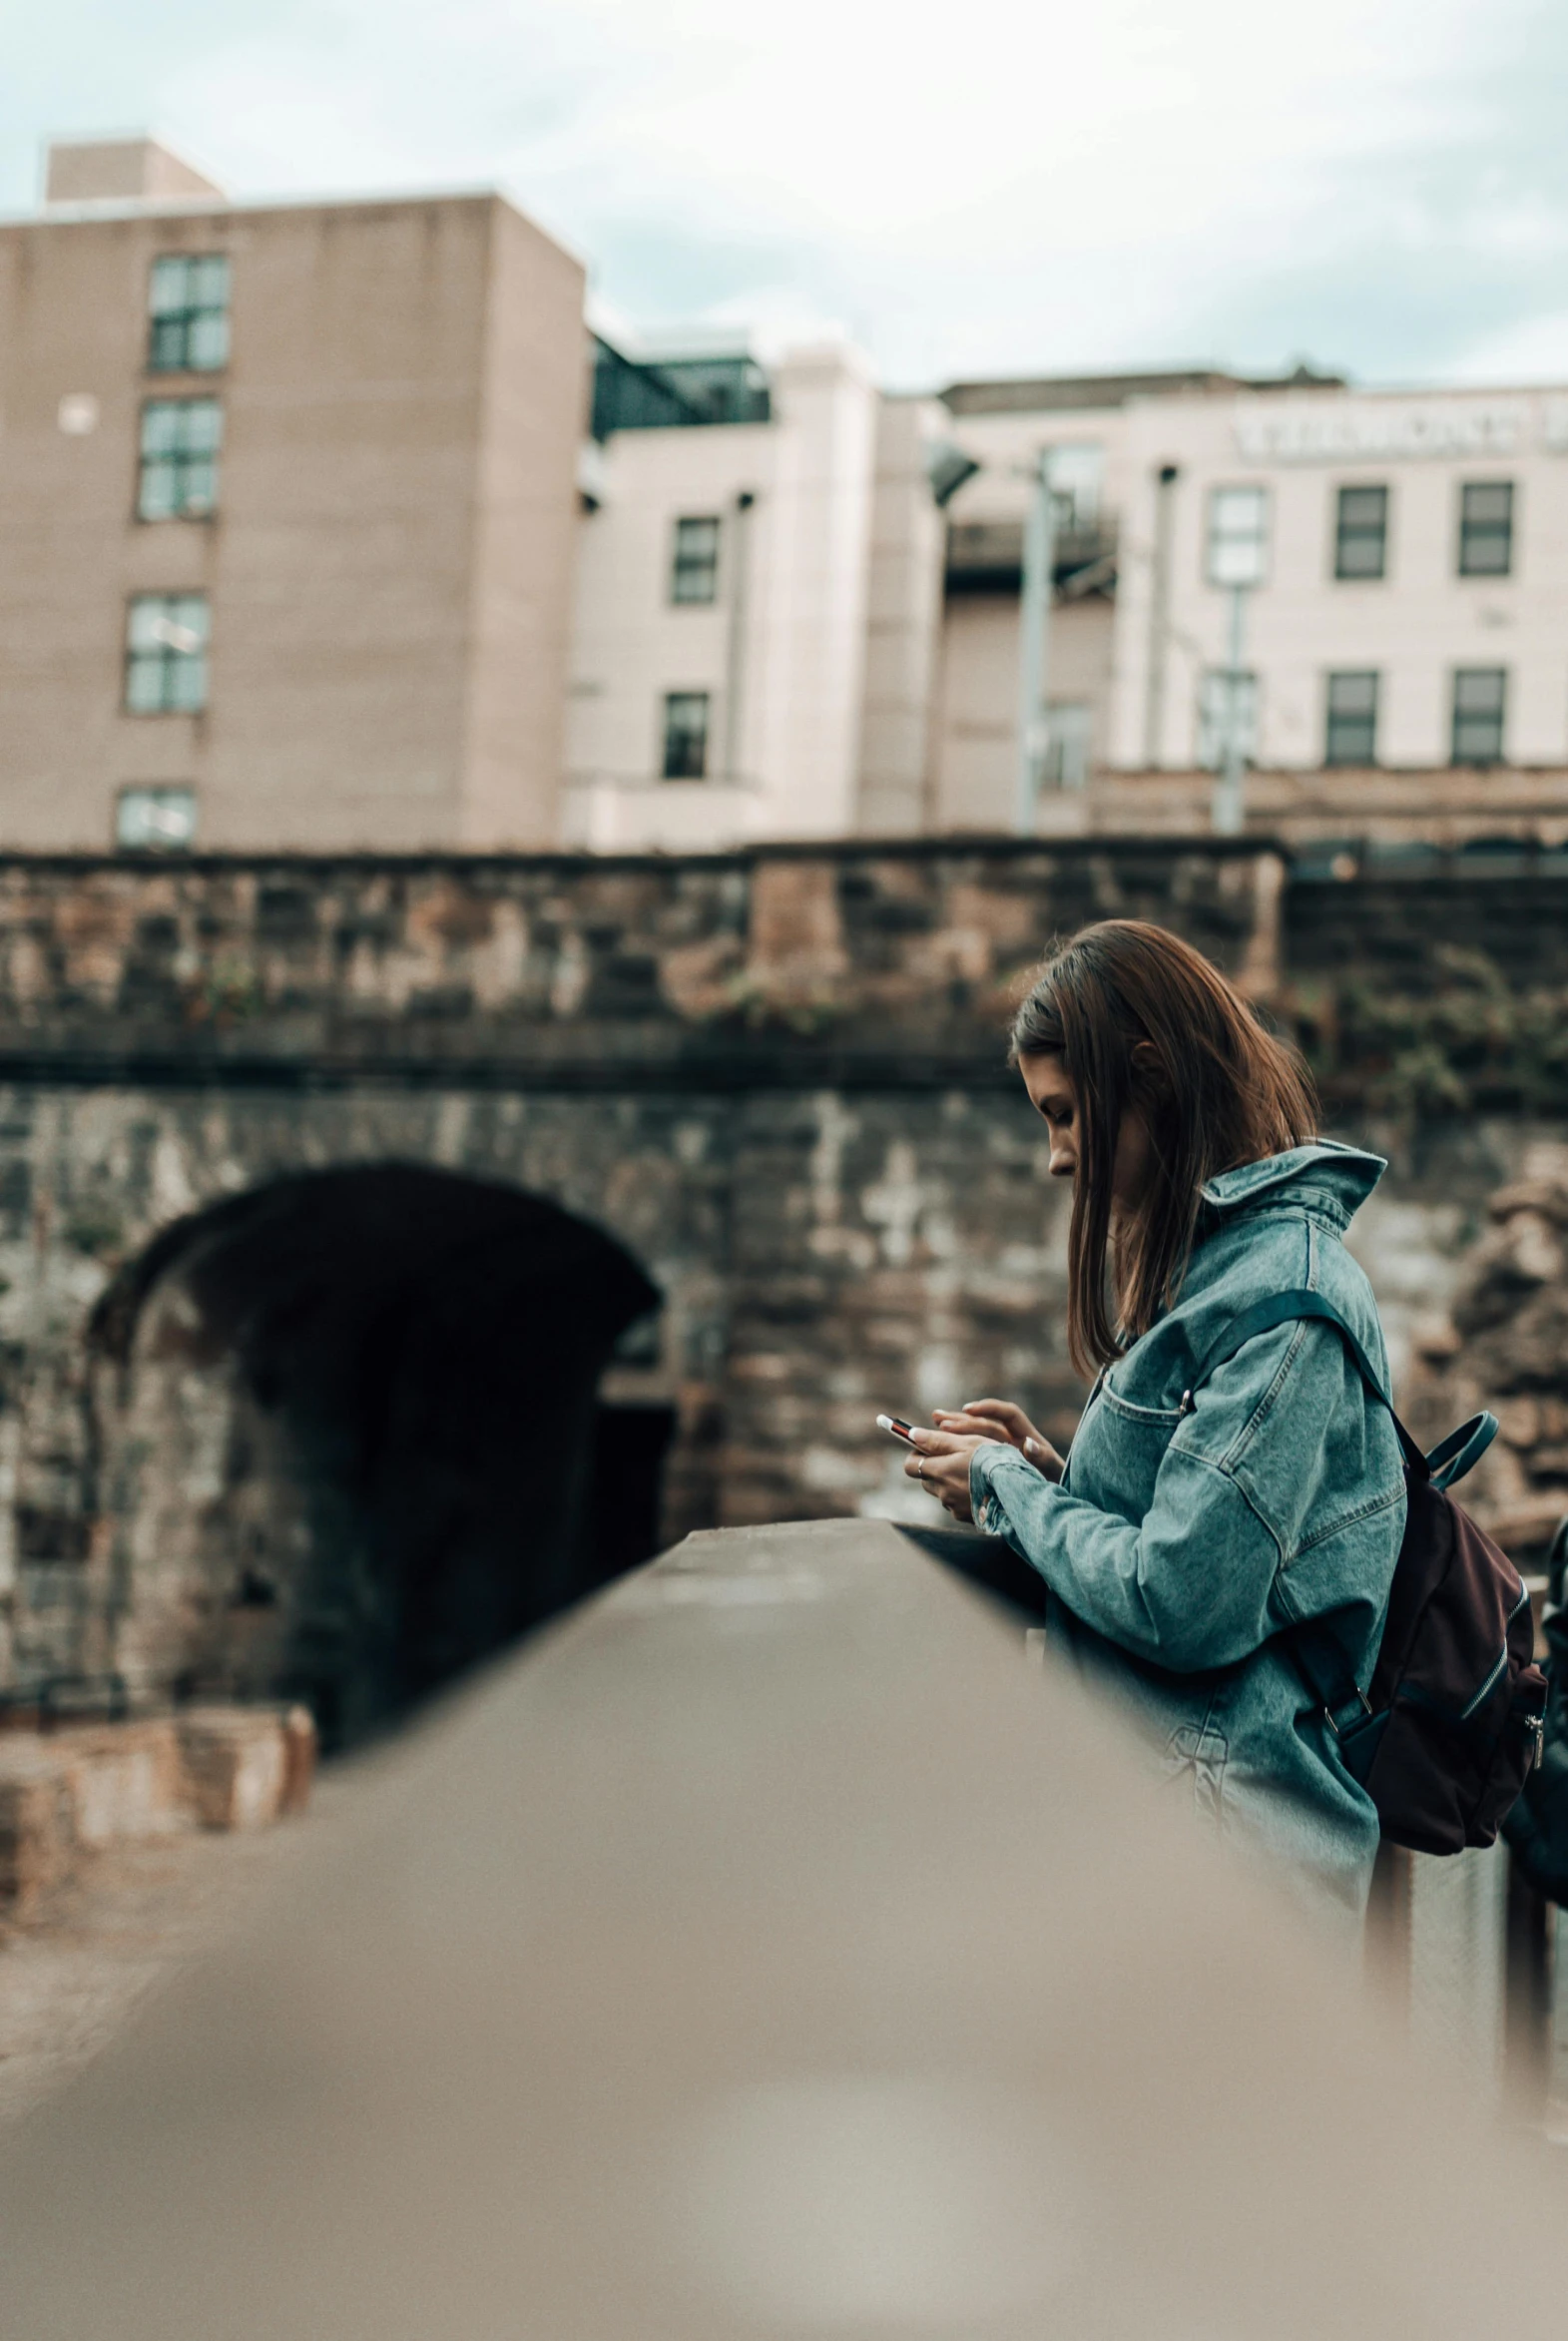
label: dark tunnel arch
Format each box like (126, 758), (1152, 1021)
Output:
(88, 1163), (666, 1746)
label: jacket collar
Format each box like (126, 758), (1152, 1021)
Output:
(1198, 1140), (1386, 1236)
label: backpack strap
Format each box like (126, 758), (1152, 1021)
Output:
(1196, 1290), (1414, 1465)
(1422, 1413), (1500, 1494)
(1195, 1287), (1499, 1488)
(1194, 1285), (1500, 1729)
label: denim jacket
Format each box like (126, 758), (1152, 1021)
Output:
(970, 1142), (1404, 1914)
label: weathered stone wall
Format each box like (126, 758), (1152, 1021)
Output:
(0, 837), (1559, 1698)
(1320, 1114), (1568, 1585)
(1384, 1135), (1568, 1558)
(0, 839), (1281, 1693)
(0, 1079), (1087, 1690)
(0, 841), (1282, 1082)
(1285, 863), (1568, 1117)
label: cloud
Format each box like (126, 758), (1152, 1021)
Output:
(3, 0), (1565, 388)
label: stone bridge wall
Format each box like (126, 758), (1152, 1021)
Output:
(0, 838), (1558, 1691)
(0, 840), (1281, 1085)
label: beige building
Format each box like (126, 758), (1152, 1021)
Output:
(10, 137), (1568, 857)
(0, 138), (585, 850)
(582, 350), (1568, 852)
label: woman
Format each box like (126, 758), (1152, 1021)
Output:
(905, 919), (1403, 1919)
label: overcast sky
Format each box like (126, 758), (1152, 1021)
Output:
(3, 0), (1565, 390)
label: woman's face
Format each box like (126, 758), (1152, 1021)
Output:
(1019, 1051), (1153, 1221)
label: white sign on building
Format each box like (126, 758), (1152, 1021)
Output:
(1234, 397), (1568, 463)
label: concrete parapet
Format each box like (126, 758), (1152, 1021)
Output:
(0, 1518), (1560, 2335)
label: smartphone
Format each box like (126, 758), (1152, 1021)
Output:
(875, 1414), (919, 1445)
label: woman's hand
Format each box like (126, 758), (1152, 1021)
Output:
(901, 1427), (991, 1522)
(931, 1400), (1065, 1482)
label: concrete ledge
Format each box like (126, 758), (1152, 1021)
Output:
(0, 1517), (1558, 2336)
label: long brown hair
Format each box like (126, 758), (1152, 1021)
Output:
(1011, 919), (1318, 1377)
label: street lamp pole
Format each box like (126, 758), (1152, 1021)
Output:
(926, 436), (1070, 836)
(1204, 483), (1268, 837)
(1212, 580), (1250, 836)
(1014, 449), (1057, 836)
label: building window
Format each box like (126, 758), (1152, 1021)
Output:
(1333, 485), (1388, 580)
(148, 254), (231, 373)
(1451, 668), (1507, 764)
(1324, 671), (1379, 765)
(1045, 444), (1104, 538)
(138, 398), (223, 520)
(661, 691), (711, 780)
(117, 787), (197, 851)
(1458, 481), (1514, 577)
(671, 516), (721, 605)
(125, 595), (210, 714)
(1205, 486), (1270, 586)
(1044, 703), (1092, 788)
(1197, 669), (1259, 769)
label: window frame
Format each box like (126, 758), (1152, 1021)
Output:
(116, 786), (198, 852)
(1205, 484), (1270, 588)
(1323, 669), (1380, 766)
(137, 397), (224, 522)
(1332, 484), (1388, 582)
(660, 689), (712, 781)
(1450, 667), (1508, 766)
(147, 254), (232, 375)
(670, 515), (722, 606)
(124, 594), (212, 716)
(1457, 480), (1514, 579)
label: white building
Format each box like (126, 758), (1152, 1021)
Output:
(567, 336), (1568, 851)
(566, 334), (885, 848)
(1115, 382), (1568, 787)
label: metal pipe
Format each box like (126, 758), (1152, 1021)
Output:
(1143, 463), (1179, 768)
(1013, 450), (1056, 834)
(723, 489), (756, 785)
(1213, 582), (1249, 836)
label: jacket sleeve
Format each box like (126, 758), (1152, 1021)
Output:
(969, 1319), (1388, 1673)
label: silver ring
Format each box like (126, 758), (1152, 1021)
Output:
(916, 1457), (925, 1478)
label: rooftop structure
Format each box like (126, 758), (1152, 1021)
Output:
(939, 358), (1344, 415)
(42, 135), (226, 209)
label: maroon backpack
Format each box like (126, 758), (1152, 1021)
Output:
(1208, 1291), (1548, 1856)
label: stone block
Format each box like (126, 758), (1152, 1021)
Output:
(0, 1744), (73, 1917)
(178, 1708), (290, 1832)
(52, 1719), (184, 1847)
(279, 1705), (317, 1816)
